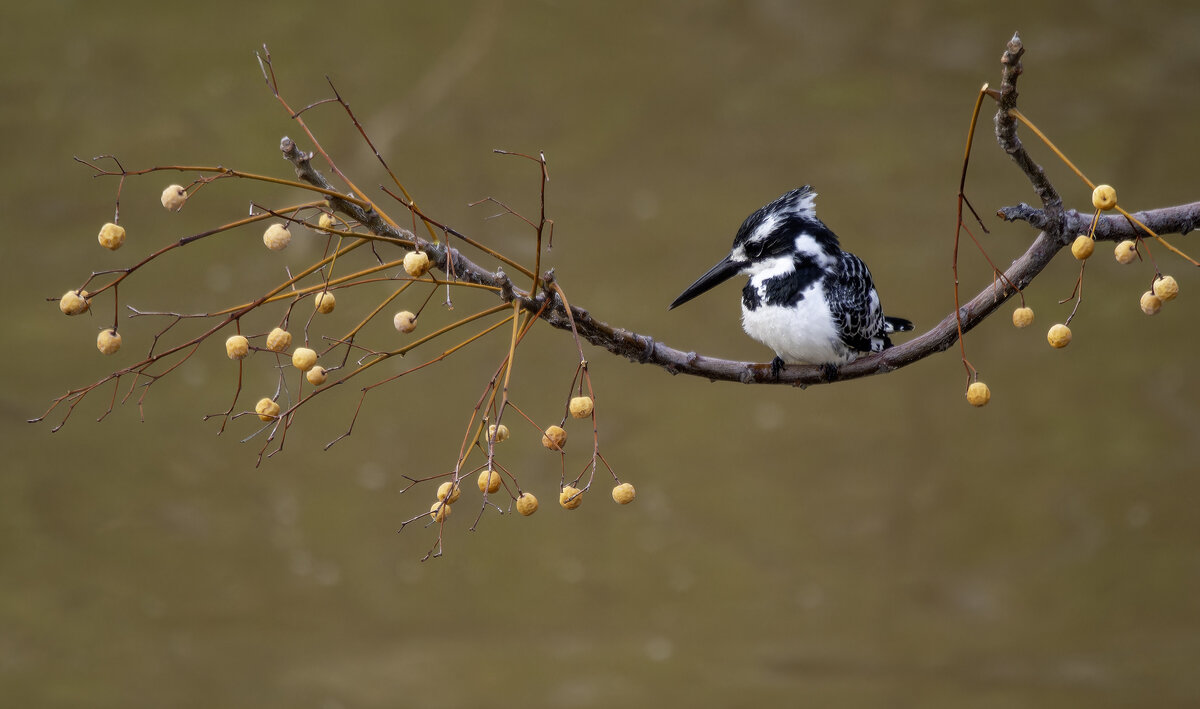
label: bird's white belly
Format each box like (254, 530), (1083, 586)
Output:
(740, 284), (850, 365)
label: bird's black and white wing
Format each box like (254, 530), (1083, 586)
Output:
(827, 251), (890, 354)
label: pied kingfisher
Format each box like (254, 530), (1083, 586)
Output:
(669, 186), (913, 377)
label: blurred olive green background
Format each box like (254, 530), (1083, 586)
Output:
(4, 2), (1199, 707)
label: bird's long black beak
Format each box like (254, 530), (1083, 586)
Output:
(668, 254), (743, 310)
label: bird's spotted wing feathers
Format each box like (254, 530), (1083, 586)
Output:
(828, 252), (889, 354)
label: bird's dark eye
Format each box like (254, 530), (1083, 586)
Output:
(749, 234), (789, 260)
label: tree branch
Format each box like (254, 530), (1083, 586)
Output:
(994, 32), (1065, 235)
(999, 202), (1200, 240)
(281, 34), (1194, 389)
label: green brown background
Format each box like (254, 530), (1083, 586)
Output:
(4, 2), (1198, 707)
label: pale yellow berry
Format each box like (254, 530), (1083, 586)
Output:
(516, 492), (538, 516)
(966, 381), (991, 407)
(393, 310), (417, 334)
(477, 469), (502, 494)
(1140, 291), (1162, 316)
(559, 486), (583, 510)
(305, 365), (328, 386)
(1114, 240), (1137, 265)
(1011, 306), (1034, 328)
(98, 222), (126, 250)
(488, 423), (510, 443)
(255, 397), (281, 422)
(403, 251), (431, 277)
(429, 500), (451, 522)
(291, 347), (318, 372)
(1047, 323), (1072, 349)
(317, 212), (336, 232)
(96, 329), (122, 355)
(160, 184), (187, 211)
(59, 289), (90, 316)
(541, 425), (567, 451)
(1071, 235), (1095, 260)
(1092, 184), (1117, 211)
(314, 291), (336, 314)
(611, 482), (636, 505)
(263, 223), (292, 251)
(225, 334), (250, 360)
(568, 396), (594, 419)
(1153, 275), (1179, 302)
(265, 327), (292, 353)
(437, 481), (461, 504)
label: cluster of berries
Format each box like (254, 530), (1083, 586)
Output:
(966, 185), (1181, 408)
(426, 394), (635, 524)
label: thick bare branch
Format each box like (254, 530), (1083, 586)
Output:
(1000, 202), (1200, 240)
(994, 32), (1065, 236)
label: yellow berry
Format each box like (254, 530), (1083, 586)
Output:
(403, 251), (431, 277)
(314, 291), (336, 314)
(1011, 306), (1034, 328)
(263, 223), (292, 251)
(516, 492), (538, 516)
(429, 500), (451, 522)
(1092, 184), (1117, 211)
(96, 328), (122, 355)
(265, 327), (292, 353)
(393, 310), (417, 334)
(966, 381), (991, 407)
(1153, 275), (1179, 302)
(488, 423), (510, 443)
(225, 334), (250, 360)
(1047, 323), (1072, 349)
(541, 425), (567, 451)
(160, 184), (187, 211)
(559, 486), (583, 510)
(1114, 240), (1137, 265)
(568, 396), (594, 419)
(437, 481), (461, 504)
(1070, 235), (1094, 260)
(1140, 291), (1162, 316)
(611, 482), (636, 505)
(477, 469), (502, 494)
(317, 212), (336, 232)
(97, 222), (126, 250)
(291, 347), (318, 372)
(255, 397), (281, 422)
(59, 289), (90, 316)
(305, 365), (328, 386)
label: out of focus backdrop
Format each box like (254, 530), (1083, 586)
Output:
(4, 2), (1199, 707)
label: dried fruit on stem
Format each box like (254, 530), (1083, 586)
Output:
(559, 486), (583, 510)
(96, 329), (122, 355)
(97, 222), (126, 250)
(1047, 324), (1072, 349)
(59, 290), (89, 316)
(966, 381), (991, 407)
(225, 335), (250, 360)
(541, 425), (567, 451)
(568, 396), (594, 419)
(160, 184), (187, 211)
(255, 397), (281, 421)
(516, 492), (538, 516)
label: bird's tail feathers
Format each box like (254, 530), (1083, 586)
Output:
(884, 316), (914, 333)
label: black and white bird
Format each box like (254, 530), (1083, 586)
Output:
(669, 186), (912, 377)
